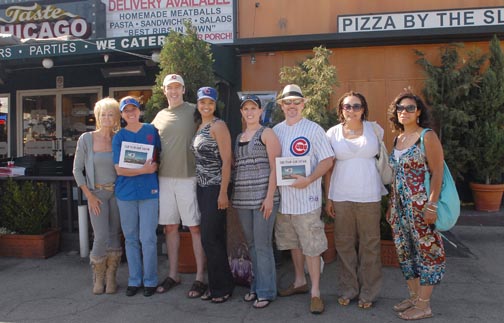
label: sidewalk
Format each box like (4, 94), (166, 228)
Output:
(0, 210), (503, 323)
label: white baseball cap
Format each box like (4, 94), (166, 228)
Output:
(163, 74), (185, 86)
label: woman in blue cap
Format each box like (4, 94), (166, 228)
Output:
(192, 87), (234, 303)
(112, 96), (161, 297)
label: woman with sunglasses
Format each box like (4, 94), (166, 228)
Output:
(386, 91), (445, 320)
(324, 91), (387, 309)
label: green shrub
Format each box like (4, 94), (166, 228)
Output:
(0, 179), (54, 235)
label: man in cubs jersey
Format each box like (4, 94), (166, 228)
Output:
(273, 84), (333, 314)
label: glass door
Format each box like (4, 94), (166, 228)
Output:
(0, 95), (9, 157)
(18, 87), (101, 161)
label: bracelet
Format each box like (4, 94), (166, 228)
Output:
(426, 201), (438, 208)
(426, 207), (438, 213)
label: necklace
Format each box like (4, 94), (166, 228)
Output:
(400, 128), (420, 143)
(344, 124), (362, 136)
(240, 127), (260, 142)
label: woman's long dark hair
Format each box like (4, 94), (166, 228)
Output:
(388, 90), (431, 132)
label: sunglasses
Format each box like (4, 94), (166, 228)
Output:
(396, 104), (417, 113)
(282, 99), (303, 105)
(342, 103), (363, 112)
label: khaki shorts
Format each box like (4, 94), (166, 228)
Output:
(275, 208), (327, 257)
(159, 177), (200, 226)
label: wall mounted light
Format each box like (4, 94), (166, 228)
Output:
(42, 58), (54, 69)
(103, 54), (109, 63)
(250, 54), (256, 65)
(101, 66), (145, 78)
(151, 50), (161, 63)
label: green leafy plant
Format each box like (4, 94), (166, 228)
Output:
(466, 35), (504, 184)
(144, 20), (215, 122)
(416, 44), (487, 181)
(0, 179), (54, 235)
(277, 46), (339, 131)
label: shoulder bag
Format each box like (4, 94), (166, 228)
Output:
(420, 129), (460, 231)
(371, 122), (393, 185)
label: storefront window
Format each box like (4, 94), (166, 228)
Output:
(62, 93), (98, 156)
(22, 95), (56, 157)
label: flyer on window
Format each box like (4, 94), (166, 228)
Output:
(275, 156), (311, 186)
(118, 141), (154, 169)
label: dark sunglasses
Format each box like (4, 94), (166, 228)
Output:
(342, 103), (363, 112)
(283, 99), (303, 105)
(396, 104), (417, 113)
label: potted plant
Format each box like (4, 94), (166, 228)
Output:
(466, 36), (504, 211)
(0, 179), (60, 258)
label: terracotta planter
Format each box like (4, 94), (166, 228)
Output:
(0, 229), (60, 259)
(380, 239), (399, 268)
(469, 182), (504, 212)
(178, 231), (197, 273)
(322, 223), (337, 264)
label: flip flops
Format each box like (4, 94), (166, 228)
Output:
(253, 299), (272, 309)
(156, 276), (180, 294)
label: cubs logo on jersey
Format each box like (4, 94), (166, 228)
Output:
(290, 136), (310, 156)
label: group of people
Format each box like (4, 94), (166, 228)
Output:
(73, 75), (446, 320)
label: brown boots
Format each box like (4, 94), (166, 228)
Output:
(90, 250), (122, 295)
(90, 256), (107, 295)
(105, 250), (122, 294)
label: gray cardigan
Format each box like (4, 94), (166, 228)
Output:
(73, 132), (97, 190)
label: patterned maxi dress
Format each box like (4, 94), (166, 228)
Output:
(387, 137), (445, 285)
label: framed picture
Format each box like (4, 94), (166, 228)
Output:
(276, 156), (311, 186)
(118, 141), (153, 169)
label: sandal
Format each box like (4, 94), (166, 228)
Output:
(156, 276), (180, 294)
(243, 292), (257, 302)
(338, 296), (351, 306)
(211, 293), (231, 304)
(394, 297), (417, 312)
(253, 299), (272, 309)
(201, 290), (212, 301)
(398, 305), (433, 320)
(398, 298), (433, 320)
(358, 299), (373, 309)
(187, 280), (208, 298)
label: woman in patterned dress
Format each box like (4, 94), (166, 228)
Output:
(192, 87), (234, 303)
(386, 90), (445, 320)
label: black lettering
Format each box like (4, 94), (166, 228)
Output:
(483, 10), (494, 24)
(464, 11), (474, 25)
(417, 13), (428, 27)
(404, 14), (415, 28)
(361, 16), (370, 31)
(384, 16), (396, 29)
(437, 12), (447, 26)
(342, 18), (353, 31)
(372, 16), (382, 30)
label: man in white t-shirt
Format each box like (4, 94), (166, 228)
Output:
(151, 74), (207, 298)
(273, 84), (334, 314)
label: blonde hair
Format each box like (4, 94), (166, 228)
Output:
(94, 97), (120, 131)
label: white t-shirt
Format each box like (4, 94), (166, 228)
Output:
(326, 121), (387, 203)
(273, 118), (333, 214)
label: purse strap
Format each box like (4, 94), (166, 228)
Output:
(370, 122), (384, 157)
(419, 128), (432, 173)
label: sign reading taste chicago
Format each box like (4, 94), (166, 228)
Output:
(339, 7), (504, 33)
(0, 3), (90, 39)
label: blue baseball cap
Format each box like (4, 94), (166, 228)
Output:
(240, 94), (262, 109)
(197, 87), (218, 102)
(120, 97), (141, 112)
